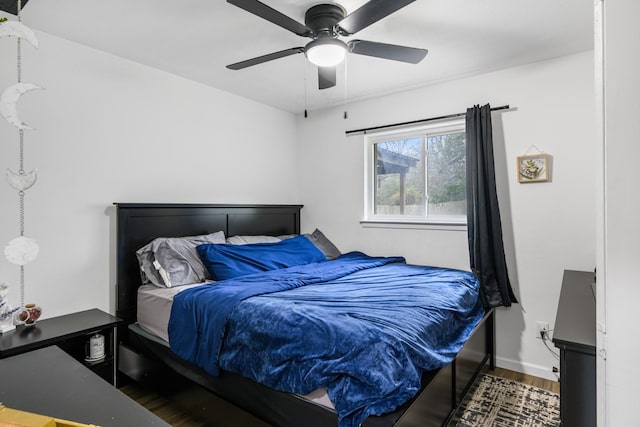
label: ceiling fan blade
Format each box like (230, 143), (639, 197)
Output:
(227, 47), (304, 70)
(318, 66), (336, 90)
(227, 0), (312, 37)
(348, 40), (427, 64)
(338, 0), (415, 35)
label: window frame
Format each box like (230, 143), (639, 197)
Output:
(363, 119), (467, 227)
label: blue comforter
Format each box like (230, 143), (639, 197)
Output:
(168, 252), (484, 427)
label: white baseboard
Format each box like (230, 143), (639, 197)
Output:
(494, 356), (559, 382)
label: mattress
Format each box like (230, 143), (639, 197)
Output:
(137, 284), (204, 342)
(136, 284), (335, 409)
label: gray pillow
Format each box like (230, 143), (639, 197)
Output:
(226, 235), (282, 245)
(136, 231), (225, 288)
(304, 229), (341, 260)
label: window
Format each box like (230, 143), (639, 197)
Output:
(364, 120), (467, 225)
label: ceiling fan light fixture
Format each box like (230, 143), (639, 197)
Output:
(305, 38), (347, 67)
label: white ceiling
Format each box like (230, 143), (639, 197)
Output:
(17, 0), (593, 114)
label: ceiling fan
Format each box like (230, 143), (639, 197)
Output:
(226, 0), (428, 90)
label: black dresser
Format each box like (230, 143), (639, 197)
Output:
(552, 269), (596, 427)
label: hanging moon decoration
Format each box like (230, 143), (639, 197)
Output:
(6, 168), (37, 191)
(4, 236), (39, 266)
(0, 20), (39, 48)
(0, 83), (43, 130)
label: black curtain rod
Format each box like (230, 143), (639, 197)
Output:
(345, 104), (511, 136)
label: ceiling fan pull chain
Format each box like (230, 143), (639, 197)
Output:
(343, 56), (348, 119)
(304, 57), (308, 118)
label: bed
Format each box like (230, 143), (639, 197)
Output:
(115, 203), (495, 427)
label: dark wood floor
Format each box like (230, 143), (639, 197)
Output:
(119, 372), (269, 427)
(490, 367), (559, 394)
(119, 367), (558, 426)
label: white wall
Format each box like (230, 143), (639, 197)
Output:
(0, 29), (299, 318)
(599, 0), (640, 425)
(297, 51), (596, 380)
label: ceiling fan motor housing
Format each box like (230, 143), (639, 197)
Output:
(305, 4), (346, 37)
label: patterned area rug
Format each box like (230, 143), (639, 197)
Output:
(453, 374), (560, 427)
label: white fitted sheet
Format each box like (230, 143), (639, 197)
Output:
(136, 284), (335, 409)
(137, 283), (204, 342)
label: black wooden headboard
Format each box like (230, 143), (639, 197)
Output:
(114, 203), (302, 327)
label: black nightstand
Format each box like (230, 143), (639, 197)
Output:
(0, 308), (122, 385)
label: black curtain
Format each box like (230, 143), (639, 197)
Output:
(466, 104), (517, 308)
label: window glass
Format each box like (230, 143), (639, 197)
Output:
(365, 121), (466, 224)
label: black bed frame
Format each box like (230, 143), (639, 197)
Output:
(115, 203), (495, 427)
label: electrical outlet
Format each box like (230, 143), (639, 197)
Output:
(536, 321), (550, 340)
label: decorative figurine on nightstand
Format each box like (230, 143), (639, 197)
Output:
(0, 283), (19, 333)
(14, 303), (41, 327)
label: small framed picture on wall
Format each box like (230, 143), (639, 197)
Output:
(517, 154), (550, 183)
